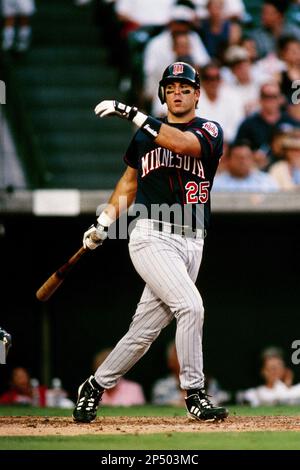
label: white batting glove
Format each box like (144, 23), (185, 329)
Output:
(94, 100), (140, 120)
(83, 224), (107, 250)
(94, 100), (162, 139)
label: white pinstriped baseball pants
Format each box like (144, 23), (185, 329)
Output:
(95, 219), (205, 391)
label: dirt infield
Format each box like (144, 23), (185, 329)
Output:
(1, 416), (300, 436)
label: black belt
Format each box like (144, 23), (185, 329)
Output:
(152, 221), (205, 239)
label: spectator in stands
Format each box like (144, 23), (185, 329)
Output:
(199, 0), (241, 61)
(152, 341), (229, 406)
(143, 4), (210, 109)
(240, 35), (258, 63)
(222, 45), (262, 115)
(237, 346), (300, 406)
(240, 35), (283, 83)
(278, 35), (300, 104)
(269, 127), (288, 162)
(235, 82), (298, 167)
(269, 134), (300, 189)
(115, 0), (173, 36)
(213, 140), (279, 191)
(196, 62), (244, 143)
(1, 0), (35, 53)
(251, 0), (300, 59)
(173, 30), (194, 63)
(92, 348), (146, 406)
(0, 366), (74, 408)
(194, 0), (246, 21)
(261, 346), (294, 386)
(0, 367), (47, 406)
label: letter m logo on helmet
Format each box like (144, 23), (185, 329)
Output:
(173, 63), (184, 75)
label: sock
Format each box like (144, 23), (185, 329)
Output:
(187, 389), (201, 397)
(91, 376), (104, 392)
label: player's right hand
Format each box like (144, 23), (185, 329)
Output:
(83, 224), (108, 250)
(94, 100), (138, 121)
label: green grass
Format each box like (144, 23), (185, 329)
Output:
(1, 405), (300, 450)
(1, 404), (300, 417)
(0, 405), (185, 417)
(229, 405), (300, 416)
(1, 432), (300, 450)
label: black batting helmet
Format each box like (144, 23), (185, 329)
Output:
(158, 62), (200, 104)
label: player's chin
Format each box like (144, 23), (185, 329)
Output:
(171, 103), (189, 115)
(172, 109), (187, 117)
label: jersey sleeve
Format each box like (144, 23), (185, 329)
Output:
(187, 120), (223, 161)
(123, 133), (139, 169)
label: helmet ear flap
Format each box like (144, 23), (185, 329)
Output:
(158, 83), (165, 104)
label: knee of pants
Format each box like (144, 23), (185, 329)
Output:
(174, 292), (204, 323)
(127, 326), (161, 348)
(138, 328), (162, 346)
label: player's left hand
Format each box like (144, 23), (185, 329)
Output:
(83, 224), (107, 250)
(94, 100), (138, 121)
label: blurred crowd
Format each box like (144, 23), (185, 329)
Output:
(237, 346), (300, 406)
(0, 366), (74, 408)
(1, 341), (300, 408)
(1, 0), (35, 53)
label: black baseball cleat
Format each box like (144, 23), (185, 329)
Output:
(73, 375), (104, 423)
(185, 389), (229, 422)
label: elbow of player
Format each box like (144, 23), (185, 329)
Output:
(172, 133), (198, 156)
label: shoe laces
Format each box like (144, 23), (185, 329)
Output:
(77, 381), (102, 411)
(197, 391), (213, 409)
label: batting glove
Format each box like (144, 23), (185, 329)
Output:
(94, 100), (162, 140)
(83, 224), (108, 250)
(95, 100), (140, 121)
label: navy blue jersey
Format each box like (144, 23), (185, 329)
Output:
(124, 117), (223, 229)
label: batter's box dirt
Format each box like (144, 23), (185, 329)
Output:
(1, 416), (300, 436)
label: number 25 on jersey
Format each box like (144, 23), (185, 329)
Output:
(185, 181), (210, 204)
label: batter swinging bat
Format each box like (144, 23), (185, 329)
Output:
(36, 246), (88, 302)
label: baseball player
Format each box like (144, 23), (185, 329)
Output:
(73, 62), (228, 423)
(0, 326), (12, 364)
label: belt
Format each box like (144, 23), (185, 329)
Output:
(152, 221), (205, 239)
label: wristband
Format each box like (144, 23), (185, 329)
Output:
(132, 110), (162, 139)
(97, 211), (115, 227)
(132, 110), (148, 127)
(140, 116), (162, 139)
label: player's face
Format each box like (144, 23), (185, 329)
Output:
(165, 81), (199, 118)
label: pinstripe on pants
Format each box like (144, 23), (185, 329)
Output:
(95, 219), (205, 391)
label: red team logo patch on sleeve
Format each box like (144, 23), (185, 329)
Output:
(173, 63), (184, 75)
(202, 121), (218, 138)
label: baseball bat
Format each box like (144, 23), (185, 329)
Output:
(36, 246), (88, 302)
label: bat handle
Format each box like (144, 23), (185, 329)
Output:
(56, 246), (88, 278)
(69, 246), (88, 263)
